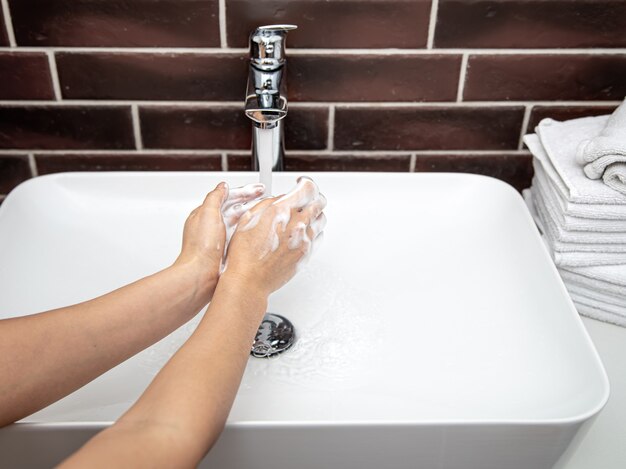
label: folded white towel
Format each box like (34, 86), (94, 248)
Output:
(533, 189), (626, 244)
(533, 162), (626, 232)
(525, 134), (626, 219)
(566, 282), (625, 308)
(570, 291), (626, 322)
(534, 195), (626, 252)
(559, 263), (626, 294)
(530, 116), (626, 204)
(554, 252), (626, 267)
(522, 189), (626, 266)
(578, 99), (626, 195)
(574, 300), (626, 327)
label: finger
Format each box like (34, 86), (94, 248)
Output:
(223, 203), (244, 227)
(203, 182), (229, 210)
(223, 183), (265, 210)
(298, 193), (327, 222)
(275, 176), (319, 210)
(308, 212), (327, 238)
(288, 222), (313, 253)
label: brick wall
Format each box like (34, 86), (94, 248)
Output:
(1, 0), (625, 202)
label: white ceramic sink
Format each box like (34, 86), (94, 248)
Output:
(0, 172), (609, 469)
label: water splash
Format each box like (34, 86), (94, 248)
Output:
(241, 266), (384, 390)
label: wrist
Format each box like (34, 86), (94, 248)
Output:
(217, 272), (269, 319)
(169, 259), (218, 304)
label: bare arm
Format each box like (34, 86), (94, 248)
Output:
(60, 177), (327, 468)
(0, 262), (212, 427)
(0, 182), (264, 427)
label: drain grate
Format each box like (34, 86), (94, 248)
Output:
(251, 313), (296, 358)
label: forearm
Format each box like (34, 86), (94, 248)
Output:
(61, 275), (267, 468)
(0, 261), (214, 427)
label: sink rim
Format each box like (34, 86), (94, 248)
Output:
(1, 171), (611, 428)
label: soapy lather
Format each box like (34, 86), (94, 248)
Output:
(234, 177), (326, 266)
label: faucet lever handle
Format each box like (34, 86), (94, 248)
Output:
(250, 24), (297, 71)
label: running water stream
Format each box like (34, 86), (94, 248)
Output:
(255, 126), (280, 195)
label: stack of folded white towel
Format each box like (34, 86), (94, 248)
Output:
(523, 98), (626, 326)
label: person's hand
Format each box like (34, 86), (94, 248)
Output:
(174, 182), (266, 292)
(223, 177), (326, 299)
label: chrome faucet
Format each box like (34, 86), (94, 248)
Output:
(244, 24), (297, 172)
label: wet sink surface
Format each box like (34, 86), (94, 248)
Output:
(0, 172), (609, 469)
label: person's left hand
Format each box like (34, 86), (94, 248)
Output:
(174, 182), (266, 293)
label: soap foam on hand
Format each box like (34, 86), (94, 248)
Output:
(230, 177), (326, 268)
(222, 183), (266, 242)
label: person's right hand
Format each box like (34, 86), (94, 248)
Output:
(223, 177), (326, 298)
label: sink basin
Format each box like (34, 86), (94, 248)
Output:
(0, 172), (609, 469)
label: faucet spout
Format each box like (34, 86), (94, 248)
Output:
(245, 24), (297, 175)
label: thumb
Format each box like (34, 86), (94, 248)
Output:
(203, 182), (229, 209)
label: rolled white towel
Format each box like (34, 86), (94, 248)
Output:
(524, 134), (626, 219)
(577, 99), (626, 195)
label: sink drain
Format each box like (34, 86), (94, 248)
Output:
(251, 313), (296, 358)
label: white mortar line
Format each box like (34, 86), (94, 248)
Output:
(426, 0), (439, 49)
(0, 0), (16, 47)
(12, 47), (247, 54)
(409, 154), (417, 172)
(326, 105), (335, 151)
(281, 47), (626, 56)
(0, 100), (620, 108)
(221, 153), (229, 171)
(1, 46), (626, 55)
(131, 105), (144, 150)
(518, 105), (532, 150)
(46, 51), (63, 100)
(456, 54), (468, 102)
(0, 149), (531, 156)
(27, 153), (38, 176)
(412, 150), (531, 156)
(332, 101), (621, 108)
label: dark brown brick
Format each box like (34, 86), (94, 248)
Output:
(9, 0), (219, 47)
(227, 154), (252, 171)
(285, 107), (328, 150)
(0, 155), (31, 193)
(288, 55), (461, 102)
(140, 107), (249, 150)
(464, 55), (626, 101)
(0, 106), (135, 149)
(0, 53), (55, 100)
(56, 53), (247, 101)
(413, 153), (533, 192)
(436, 1), (626, 48)
(35, 154), (222, 174)
(0, 7), (9, 46)
(227, 0), (432, 48)
(285, 153), (411, 172)
(140, 106), (327, 150)
(334, 106), (525, 151)
(527, 105), (619, 131)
